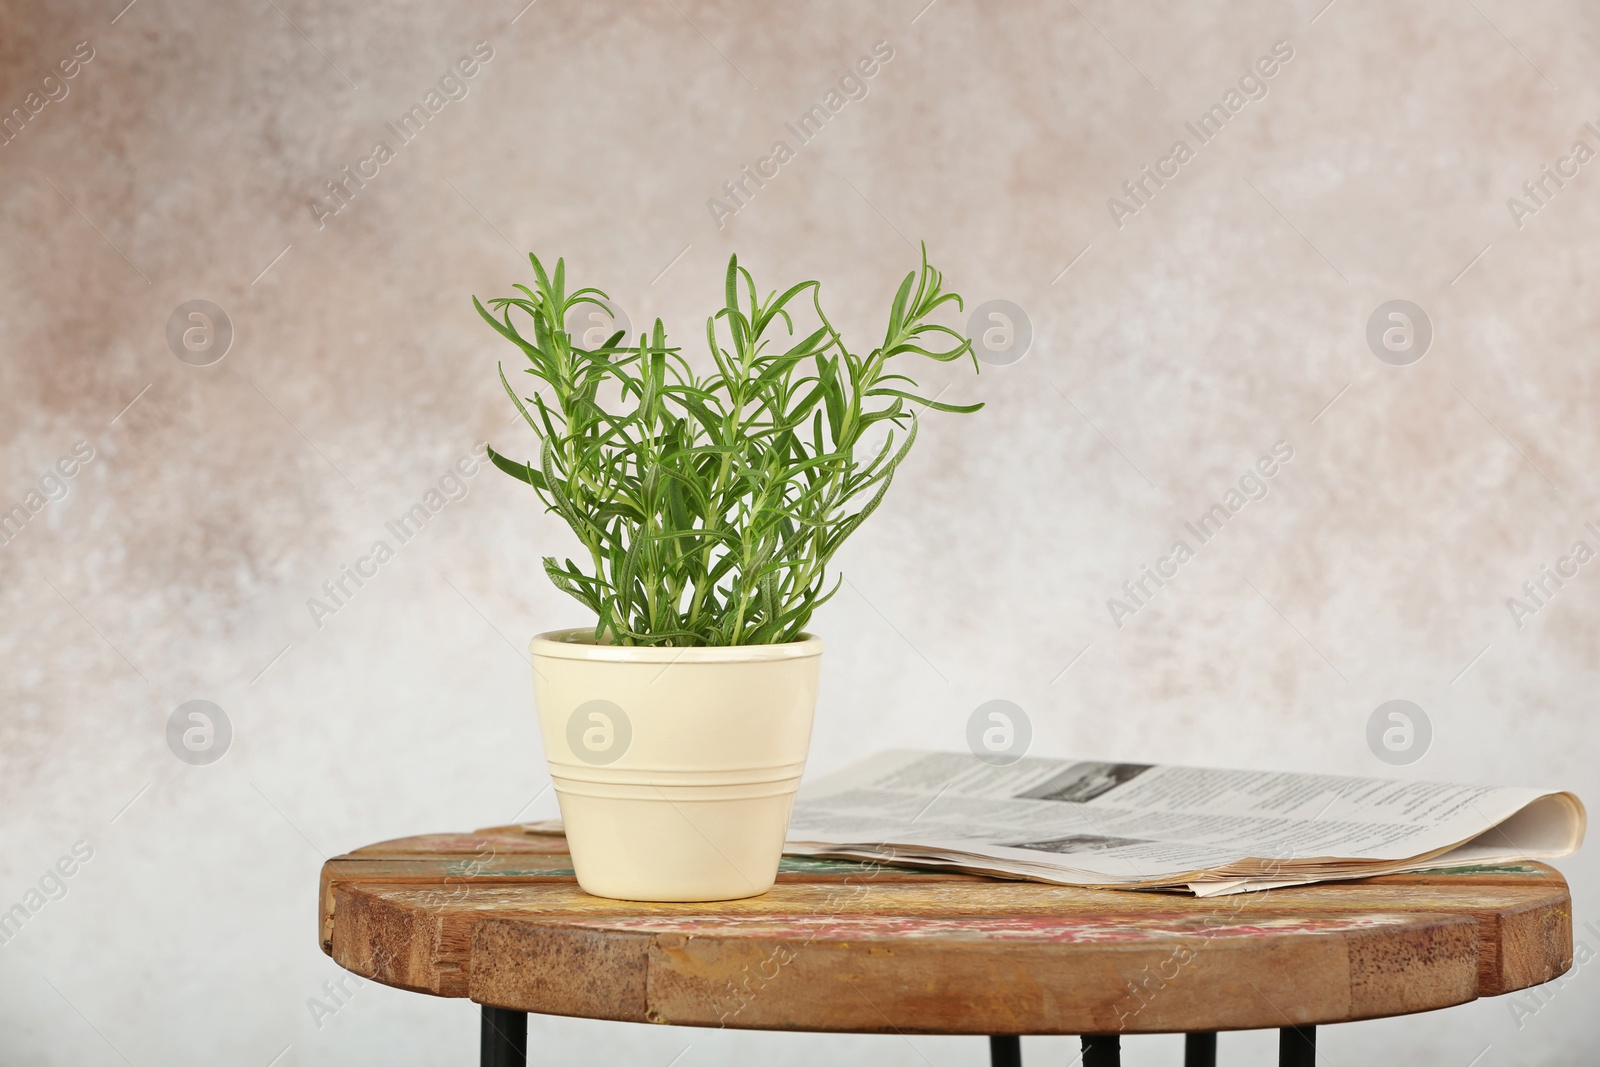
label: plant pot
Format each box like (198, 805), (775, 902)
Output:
(529, 628), (824, 901)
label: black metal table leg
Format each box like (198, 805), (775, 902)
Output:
(988, 1034), (1021, 1066)
(1279, 1025), (1315, 1066)
(481, 1005), (527, 1067)
(1185, 1032), (1217, 1067)
(1081, 1034), (1120, 1066)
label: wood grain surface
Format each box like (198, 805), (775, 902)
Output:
(319, 828), (1572, 1035)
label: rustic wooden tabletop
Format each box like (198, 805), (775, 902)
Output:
(319, 826), (1571, 1066)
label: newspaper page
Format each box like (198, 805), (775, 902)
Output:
(784, 750), (1586, 895)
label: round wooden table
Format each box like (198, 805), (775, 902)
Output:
(319, 826), (1572, 1066)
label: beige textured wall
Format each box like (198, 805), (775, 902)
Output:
(2, 0), (1597, 1063)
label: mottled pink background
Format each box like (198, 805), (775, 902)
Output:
(2, 1), (1596, 1064)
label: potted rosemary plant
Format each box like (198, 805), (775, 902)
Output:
(477, 248), (980, 901)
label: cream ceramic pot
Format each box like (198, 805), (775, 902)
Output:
(529, 628), (823, 902)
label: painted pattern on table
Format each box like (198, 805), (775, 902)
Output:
(548, 912), (1415, 943)
(331, 856), (911, 881)
(353, 832), (566, 855)
(355, 835), (1548, 878)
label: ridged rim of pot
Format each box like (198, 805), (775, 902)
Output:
(529, 628), (824, 662)
(545, 761), (809, 784)
(547, 776), (804, 800)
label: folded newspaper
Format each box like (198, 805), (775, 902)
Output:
(783, 750), (1586, 896)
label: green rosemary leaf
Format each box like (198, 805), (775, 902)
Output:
(870, 387), (985, 414)
(485, 444), (548, 491)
